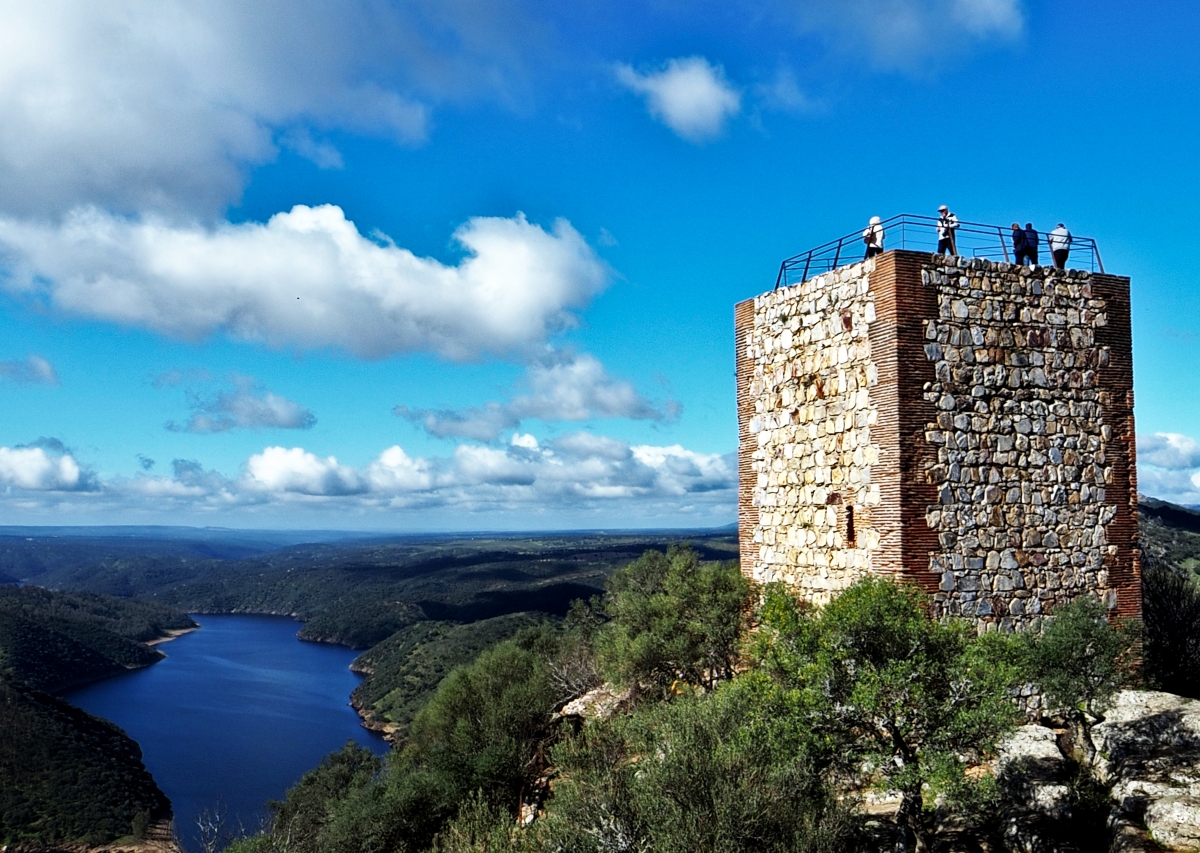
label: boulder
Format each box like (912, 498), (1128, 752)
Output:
(998, 724), (1072, 816)
(1095, 690), (1200, 850)
(554, 684), (632, 722)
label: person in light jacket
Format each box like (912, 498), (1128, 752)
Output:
(863, 215), (885, 259)
(1023, 223), (1039, 266)
(1049, 223), (1072, 269)
(936, 205), (958, 255)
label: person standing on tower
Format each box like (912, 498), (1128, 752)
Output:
(1023, 223), (1040, 266)
(936, 205), (959, 255)
(1012, 222), (1031, 265)
(862, 215), (885, 259)
(1049, 222), (1072, 269)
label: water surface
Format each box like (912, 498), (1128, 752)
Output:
(66, 615), (388, 848)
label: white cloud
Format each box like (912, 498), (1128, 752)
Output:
(0, 354), (58, 385)
(0, 1), (552, 218)
(366, 446), (435, 492)
(1139, 432), (1200, 471)
(616, 56), (741, 142)
(510, 433), (539, 450)
(0, 444), (86, 491)
(244, 447), (366, 496)
(1135, 432), (1200, 506)
(397, 350), (678, 440)
(165, 375), (316, 433)
(0, 206), (608, 360)
(0, 432), (736, 525)
(230, 434), (733, 508)
(785, 0), (1024, 69)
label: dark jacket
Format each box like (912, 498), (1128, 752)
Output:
(1024, 227), (1039, 251)
(1012, 228), (1028, 253)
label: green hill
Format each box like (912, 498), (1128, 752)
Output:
(0, 678), (170, 846)
(0, 585), (195, 846)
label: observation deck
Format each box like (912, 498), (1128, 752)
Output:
(774, 214), (1103, 290)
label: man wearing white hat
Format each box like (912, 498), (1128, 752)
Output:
(1048, 223), (1072, 269)
(862, 215), (885, 259)
(936, 205), (958, 255)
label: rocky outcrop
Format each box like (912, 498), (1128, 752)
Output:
(553, 684), (632, 723)
(1096, 690), (1200, 850)
(996, 690), (1200, 852)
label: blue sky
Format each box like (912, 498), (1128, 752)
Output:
(0, 0), (1198, 529)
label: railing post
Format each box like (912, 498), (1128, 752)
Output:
(801, 252), (811, 284)
(832, 238), (842, 269)
(998, 226), (1010, 262)
(1093, 240), (1105, 274)
(775, 262), (785, 290)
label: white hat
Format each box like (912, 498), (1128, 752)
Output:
(938, 205), (948, 212)
(869, 216), (881, 225)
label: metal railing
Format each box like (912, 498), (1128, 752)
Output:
(774, 213), (1104, 290)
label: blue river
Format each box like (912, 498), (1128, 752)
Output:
(65, 615), (388, 850)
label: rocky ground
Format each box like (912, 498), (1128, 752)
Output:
(999, 690), (1200, 852)
(2, 819), (180, 853)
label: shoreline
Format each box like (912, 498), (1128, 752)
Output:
(147, 626), (199, 646)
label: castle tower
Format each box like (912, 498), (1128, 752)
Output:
(735, 247), (1140, 628)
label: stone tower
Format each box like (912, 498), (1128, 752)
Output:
(735, 250), (1140, 628)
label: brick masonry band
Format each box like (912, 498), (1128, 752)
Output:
(735, 250), (1140, 630)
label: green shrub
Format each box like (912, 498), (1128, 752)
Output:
(406, 638), (557, 809)
(1026, 595), (1138, 764)
(598, 546), (753, 695)
(1141, 554), (1200, 698)
(755, 578), (1023, 852)
(536, 678), (862, 853)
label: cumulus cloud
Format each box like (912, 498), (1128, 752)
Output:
(0, 1), (550, 217)
(616, 56), (741, 142)
(244, 447), (366, 496)
(0, 206), (608, 360)
(0, 354), (58, 385)
(166, 376), (316, 434)
(0, 442), (91, 491)
(229, 433), (733, 506)
(396, 350), (679, 441)
(0, 432), (735, 526)
(1136, 432), (1200, 506)
(1139, 432), (1200, 471)
(784, 0), (1024, 68)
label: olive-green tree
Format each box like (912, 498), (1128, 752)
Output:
(598, 546), (753, 695)
(755, 579), (1023, 853)
(1027, 596), (1137, 765)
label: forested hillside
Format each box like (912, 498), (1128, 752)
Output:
(21, 533), (736, 648)
(229, 542), (1197, 853)
(0, 679), (171, 846)
(4, 505), (1197, 850)
(17, 531), (737, 733)
(0, 585), (195, 847)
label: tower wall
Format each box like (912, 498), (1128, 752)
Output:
(736, 250), (1140, 627)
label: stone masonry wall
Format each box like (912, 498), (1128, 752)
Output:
(739, 259), (883, 603)
(736, 250), (1140, 630)
(919, 258), (1136, 629)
